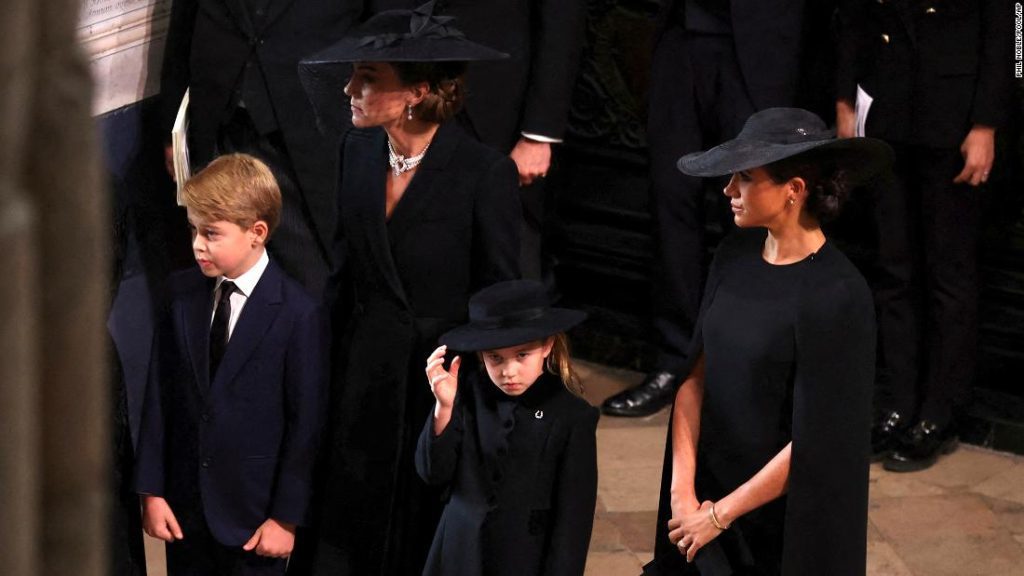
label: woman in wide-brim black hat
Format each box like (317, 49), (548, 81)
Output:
(647, 107), (892, 575)
(299, 4), (523, 576)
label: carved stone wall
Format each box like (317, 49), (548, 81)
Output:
(80, 0), (171, 114)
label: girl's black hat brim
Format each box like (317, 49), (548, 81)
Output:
(439, 309), (587, 352)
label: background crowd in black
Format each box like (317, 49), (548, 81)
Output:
(107, 0), (1020, 573)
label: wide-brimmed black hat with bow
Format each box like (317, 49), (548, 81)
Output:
(299, 1), (507, 133)
(676, 108), (892, 182)
(439, 280), (587, 352)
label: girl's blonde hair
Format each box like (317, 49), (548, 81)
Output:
(546, 333), (584, 398)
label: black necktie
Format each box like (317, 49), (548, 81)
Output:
(209, 281), (236, 381)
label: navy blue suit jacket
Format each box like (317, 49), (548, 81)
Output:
(135, 257), (329, 546)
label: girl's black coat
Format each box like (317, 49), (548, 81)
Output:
(416, 371), (599, 576)
(319, 121), (521, 573)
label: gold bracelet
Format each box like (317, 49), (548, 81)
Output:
(709, 501), (727, 531)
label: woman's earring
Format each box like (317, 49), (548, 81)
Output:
(407, 104), (413, 120)
(788, 197), (796, 206)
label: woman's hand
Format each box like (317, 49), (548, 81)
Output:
(675, 501), (725, 563)
(667, 494), (700, 548)
(425, 345), (460, 409)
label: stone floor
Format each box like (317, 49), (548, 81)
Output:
(143, 361), (1024, 575)
(576, 361), (1024, 576)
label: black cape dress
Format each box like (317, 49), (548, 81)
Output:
(648, 229), (875, 576)
(415, 371), (599, 576)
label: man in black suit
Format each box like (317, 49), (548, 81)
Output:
(160, 0), (364, 296)
(367, 0), (587, 280)
(603, 0), (808, 417)
(835, 0), (1010, 471)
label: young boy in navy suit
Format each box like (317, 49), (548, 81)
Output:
(135, 153), (329, 575)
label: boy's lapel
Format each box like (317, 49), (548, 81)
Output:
(211, 260), (284, 390)
(182, 274), (215, 397)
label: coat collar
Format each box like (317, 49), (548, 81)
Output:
(385, 121), (462, 240)
(183, 273), (217, 396)
(345, 121), (463, 309)
(474, 371), (560, 467)
(347, 128), (411, 306)
(223, 0), (299, 42)
(262, 0), (299, 35)
(182, 260), (285, 397)
(893, 1), (918, 46)
(211, 258), (284, 391)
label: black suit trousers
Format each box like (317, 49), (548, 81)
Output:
(871, 142), (979, 426)
(647, 29), (756, 373)
(218, 108), (331, 298)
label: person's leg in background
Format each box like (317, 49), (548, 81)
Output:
(602, 25), (703, 416)
(886, 145), (978, 472)
(602, 29), (755, 417)
(868, 143), (923, 460)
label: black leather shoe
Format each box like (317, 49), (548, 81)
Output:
(601, 371), (677, 417)
(883, 419), (957, 473)
(871, 410), (907, 462)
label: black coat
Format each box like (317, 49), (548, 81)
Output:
(836, 0), (1012, 147)
(319, 121), (521, 573)
(655, 0), (808, 112)
(415, 371), (599, 576)
(160, 0), (364, 252)
(367, 0), (587, 150)
(135, 260), (330, 546)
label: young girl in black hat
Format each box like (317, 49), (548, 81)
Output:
(415, 279), (598, 576)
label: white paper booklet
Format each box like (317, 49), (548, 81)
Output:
(854, 84), (872, 138)
(171, 88), (191, 205)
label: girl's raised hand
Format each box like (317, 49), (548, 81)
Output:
(425, 345), (460, 409)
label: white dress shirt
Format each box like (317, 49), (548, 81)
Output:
(211, 250), (269, 340)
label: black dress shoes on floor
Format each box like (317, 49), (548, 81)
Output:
(871, 410), (907, 462)
(884, 419), (957, 473)
(601, 371), (678, 417)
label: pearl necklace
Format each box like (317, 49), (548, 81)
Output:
(387, 139), (431, 177)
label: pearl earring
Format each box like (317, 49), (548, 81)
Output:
(788, 197), (796, 206)
(407, 104), (413, 120)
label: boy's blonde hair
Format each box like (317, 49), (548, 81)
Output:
(181, 153), (281, 236)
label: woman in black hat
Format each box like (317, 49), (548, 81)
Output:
(647, 108), (892, 575)
(415, 279), (598, 576)
(299, 4), (522, 575)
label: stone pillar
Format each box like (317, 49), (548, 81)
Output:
(0, 1), (42, 572)
(0, 0), (108, 574)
